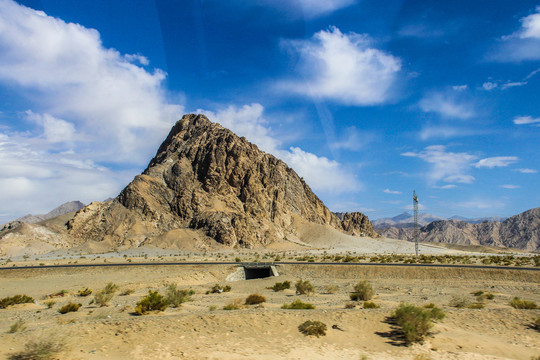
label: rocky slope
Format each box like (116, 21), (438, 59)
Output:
(66, 114), (377, 250)
(15, 201), (85, 224)
(379, 207), (540, 251)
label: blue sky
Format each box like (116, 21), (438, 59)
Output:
(0, 0), (539, 224)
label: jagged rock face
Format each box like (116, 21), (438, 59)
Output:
(68, 114), (367, 248)
(340, 212), (378, 238)
(378, 207), (540, 251)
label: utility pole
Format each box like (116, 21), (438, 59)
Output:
(413, 190), (419, 257)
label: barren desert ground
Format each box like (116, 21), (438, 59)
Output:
(1, 256), (539, 360)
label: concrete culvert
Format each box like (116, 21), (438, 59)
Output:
(226, 264), (279, 281)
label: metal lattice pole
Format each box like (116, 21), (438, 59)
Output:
(413, 190), (419, 257)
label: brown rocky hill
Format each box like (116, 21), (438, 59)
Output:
(379, 207), (540, 251)
(66, 114), (377, 250)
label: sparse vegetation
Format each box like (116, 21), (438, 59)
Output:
(281, 299), (315, 309)
(8, 337), (64, 360)
(93, 282), (119, 307)
(58, 302), (81, 314)
(77, 287), (92, 297)
(350, 280), (374, 301)
(468, 303), (485, 309)
(103, 282), (119, 294)
(44, 300), (56, 309)
(245, 294), (266, 305)
(295, 280), (315, 295)
(345, 302), (356, 309)
(8, 319), (26, 333)
(363, 301), (380, 309)
(392, 303), (446, 344)
(0, 295), (34, 309)
(509, 297), (537, 309)
(206, 284), (232, 294)
(208, 305), (217, 311)
(165, 284), (194, 307)
(134, 290), (169, 315)
(298, 320), (327, 337)
(270, 281), (291, 292)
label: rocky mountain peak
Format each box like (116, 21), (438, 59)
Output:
(67, 114), (377, 249)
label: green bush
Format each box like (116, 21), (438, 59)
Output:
(8, 319), (26, 333)
(509, 297), (537, 309)
(298, 320), (327, 337)
(245, 294), (266, 305)
(134, 290), (169, 315)
(350, 280), (374, 301)
(58, 303), (81, 314)
(165, 284), (193, 308)
(8, 338), (64, 360)
(363, 301), (380, 309)
(77, 288), (92, 297)
(0, 295), (34, 309)
(281, 299), (315, 309)
(392, 303), (445, 344)
(295, 280), (315, 295)
(270, 281), (291, 292)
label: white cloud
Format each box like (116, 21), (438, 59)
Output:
(514, 168), (537, 174)
(418, 92), (475, 119)
(500, 184), (520, 189)
(475, 156), (518, 168)
(383, 189), (402, 194)
(198, 103), (361, 194)
(454, 199), (504, 210)
(482, 82), (498, 91)
(501, 81), (527, 89)
(491, 6), (540, 62)
(0, 0), (183, 163)
(0, 0), (183, 222)
(433, 184), (457, 189)
(281, 26), (401, 106)
(401, 145), (477, 184)
(419, 126), (479, 140)
(330, 126), (376, 151)
(519, 6), (540, 39)
(452, 85), (468, 91)
(513, 115), (540, 125)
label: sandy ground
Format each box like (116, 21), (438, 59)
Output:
(0, 263), (538, 359)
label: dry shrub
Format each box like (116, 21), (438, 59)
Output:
(344, 302), (356, 309)
(93, 282), (119, 307)
(295, 280), (315, 295)
(449, 295), (471, 308)
(325, 285), (338, 294)
(223, 299), (243, 310)
(44, 300), (55, 309)
(135, 290), (169, 315)
(207, 284), (232, 294)
(392, 303), (445, 344)
(58, 303), (81, 314)
(0, 295), (34, 309)
(350, 280), (374, 301)
(510, 297), (537, 309)
(8, 319), (26, 333)
(166, 284), (194, 308)
(468, 303), (485, 309)
(8, 337), (64, 360)
(77, 288), (92, 297)
(363, 301), (380, 309)
(245, 294), (266, 305)
(298, 320), (327, 337)
(281, 299), (315, 309)
(270, 281), (291, 292)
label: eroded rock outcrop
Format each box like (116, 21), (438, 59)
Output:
(67, 114), (375, 248)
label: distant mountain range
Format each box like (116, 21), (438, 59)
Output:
(378, 207), (540, 251)
(373, 212), (508, 229)
(15, 201), (85, 224)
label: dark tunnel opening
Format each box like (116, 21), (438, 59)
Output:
(243, 266), (273, 280)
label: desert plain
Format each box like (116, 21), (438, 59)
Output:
(0, 244), (539, 360)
